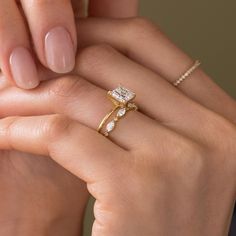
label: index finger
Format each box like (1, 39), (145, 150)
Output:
(0, 114), (126, 183)
(20, 0), (76, 74)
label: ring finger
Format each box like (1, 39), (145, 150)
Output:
(0, 75), (157, 150)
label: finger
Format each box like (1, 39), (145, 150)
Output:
(20, 0), (76, 73)
(0, 0), (39, 89)
(0, 73), (12, 90)
(71, 0), (87, 17)
(88, 0), (139, 18)
(0, 115), (126, 183)
(74, 44), (219, 143)
(0, 76), (156, 150)
(76, 18), (236, 122)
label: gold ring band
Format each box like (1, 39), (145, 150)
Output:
(173, 60), (201, 87)
(97, 106), (119, 134)
(98, 86), (138, 137)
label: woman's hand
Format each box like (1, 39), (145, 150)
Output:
(0, 151), (88, 236)
(0, 18), (236, 235)
(0, 0), (138, 89)
(0, 5), (140, 235)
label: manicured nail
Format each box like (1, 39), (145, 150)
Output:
(10, 47), (40, 89)
(45, 26), (75, 73)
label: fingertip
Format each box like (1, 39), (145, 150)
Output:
(9, 47), (40, 90)
(44, 26), (76, 74)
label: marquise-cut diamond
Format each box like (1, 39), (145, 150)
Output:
(106, 120), (115, 133)
(110, 86), (135, 104)
(117, 108), (126, 117)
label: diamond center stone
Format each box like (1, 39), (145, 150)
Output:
(110, 86), (135, 104)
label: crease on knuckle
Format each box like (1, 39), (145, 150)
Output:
(77, 44), (117, 73)
(210, 117), (236, 169)
(206, 115), (236, 151)
(175, 141), (205, 177)
(147, 137), (204, 179)
(48, 76), (92, 105)
(124, 17), (159, 40)
(2, 117), (19, 150)
(45, 115), (71, 145)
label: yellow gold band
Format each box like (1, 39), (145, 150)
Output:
(98, 104), (137, 137)
(97, 106), (119, 134)
(173, 60), (201, 87)
(97, 86), (138, 137)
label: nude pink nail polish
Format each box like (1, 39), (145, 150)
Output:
(45, 26), (75, 73)
(10, 47), (40, 89)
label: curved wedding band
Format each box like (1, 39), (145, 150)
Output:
(173, 60), (201, 87)
(98, 86), (138, 137)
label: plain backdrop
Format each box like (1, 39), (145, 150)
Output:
(83, 1), (236, 235)
(140, 0), (236, 98)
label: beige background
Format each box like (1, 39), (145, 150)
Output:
(83, 1), (236, 235)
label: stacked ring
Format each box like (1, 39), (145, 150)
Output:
(97, 86), (138, 137)
(173, 60), (201, 87)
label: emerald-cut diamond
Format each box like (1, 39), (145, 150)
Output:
(109, 86), (135, 104)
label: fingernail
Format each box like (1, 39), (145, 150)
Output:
(10, 47), (40, 89)
(45, 26), (75, 73)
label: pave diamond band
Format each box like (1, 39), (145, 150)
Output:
(98, 86), (138, 137)
(173, 60), (201, 87)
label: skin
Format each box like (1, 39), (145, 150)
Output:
(0, 0), (139, 88)
(0, 3), (138, 236)
(0, 18), (236, 235)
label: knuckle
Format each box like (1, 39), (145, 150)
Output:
(157, 138), (205, 178)
(78, 44), (117, 72)
(81, 44), (115, 59)
(206, 114), (236, 151)
(48, 76), (93, 104)
(1, 117), (19, 147)
(209, 116), (236, 169)
(124, 17), (159, 37)
(44, 115), (72, 142)
(176, 141), (205, 175)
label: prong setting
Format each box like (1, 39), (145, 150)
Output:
(108, 86), (136, 105)
(98, 86), (138, 137)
